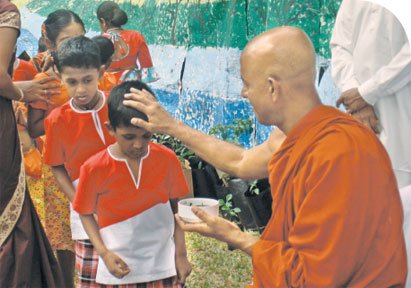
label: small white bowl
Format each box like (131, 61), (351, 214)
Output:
(178, 198), (219, 223)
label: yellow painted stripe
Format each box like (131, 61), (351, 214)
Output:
(13, 0), (31, 8)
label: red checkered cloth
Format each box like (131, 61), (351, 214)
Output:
(75, 240), (99, 288)
(100, 276), (182, 288)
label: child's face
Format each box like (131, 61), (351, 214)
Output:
(46, 22), (84, 51)
(55, 22), (85, 49)
(60, 67), (101, 108)
(109, 124), (152, 160)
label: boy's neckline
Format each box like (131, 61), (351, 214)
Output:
(70, 91), (105, 113)
(107, 143), (150, 163)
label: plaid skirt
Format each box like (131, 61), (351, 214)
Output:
(75, 240), (182, 288)
(75, 240), (99, 288)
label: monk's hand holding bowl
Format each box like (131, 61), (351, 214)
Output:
(175, 207), (258, 256)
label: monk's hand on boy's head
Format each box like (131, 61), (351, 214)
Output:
(102, 250), (130, 279)
(175, 254), (192, 285)
(175, 207), (241, 244)
(123, 88), (178, 134)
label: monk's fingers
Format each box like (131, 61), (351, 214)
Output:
(129, 117), (152, 130)
(126, 88), (156, 103)
(123, 98), (150, 114)
(174, 214), (209, 234)
(191, 206), (215, 224)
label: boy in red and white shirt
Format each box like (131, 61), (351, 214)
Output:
(73, 80), (192, 287)
(43, 36), (115, 287)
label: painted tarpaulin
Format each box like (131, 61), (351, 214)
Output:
(16, 0), (342, 147)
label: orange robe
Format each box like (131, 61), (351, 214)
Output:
(251, 106), (407, 287)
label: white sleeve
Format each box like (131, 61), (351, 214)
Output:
(330, 0), (360, 92)
(358, 43), (411, 105)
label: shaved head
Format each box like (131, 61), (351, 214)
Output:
(242, 26), (316, 82)
(240, 26), (321, 133)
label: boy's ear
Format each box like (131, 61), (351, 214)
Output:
(104, 121), (115, 135)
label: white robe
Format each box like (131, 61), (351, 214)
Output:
(331, 0), (411, 188)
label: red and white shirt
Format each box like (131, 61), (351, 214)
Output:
(73, 142), (189, 284)
(43, 91), (115, 181)
(74, 142), (188, 228)
(44, 91), (115, 239)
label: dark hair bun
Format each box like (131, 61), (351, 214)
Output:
(111, 8), (128, 26)
(97, 1), (128, 28)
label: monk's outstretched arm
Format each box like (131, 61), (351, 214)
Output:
(123, 89), (285, 180)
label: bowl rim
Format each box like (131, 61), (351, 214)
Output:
(178, 198), (219, 207)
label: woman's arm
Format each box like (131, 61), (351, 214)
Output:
(0, 26), (23, 101)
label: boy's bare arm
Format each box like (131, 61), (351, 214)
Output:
(51, 165), (76, 202)
(170, 199), (192, 284)
(80, 214), (130, 278)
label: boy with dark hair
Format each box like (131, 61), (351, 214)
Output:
(73, 80), (192, 286)
(43, 35), (115, 286)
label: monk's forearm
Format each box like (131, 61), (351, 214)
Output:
(168, 121), (249, 178)
(224, 228), (259, 256)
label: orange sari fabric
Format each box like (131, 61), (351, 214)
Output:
(251, 106), (406, 287)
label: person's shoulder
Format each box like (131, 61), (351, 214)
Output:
(46, 101), (73, 123)
(150, 142), (178, 159)
(82, 149), (111, 172)
(309, 111), (385, 160)
(126, 29), (145, 40)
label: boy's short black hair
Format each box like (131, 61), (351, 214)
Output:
(92, 35), (114, 66)
(54, 36), (101, 72)
(108, 80), (156, 130)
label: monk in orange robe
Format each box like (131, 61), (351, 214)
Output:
(122, 27), (407, 286)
